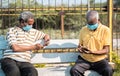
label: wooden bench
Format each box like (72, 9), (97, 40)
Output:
(0, 35), (101, 76)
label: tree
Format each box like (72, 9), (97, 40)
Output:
(114, 0), (120, 7)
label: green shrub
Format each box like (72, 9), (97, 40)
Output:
(108, 51), (120, 76)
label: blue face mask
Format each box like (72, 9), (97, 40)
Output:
(23, 25), (32, 31)
(87, 23), (98, 30)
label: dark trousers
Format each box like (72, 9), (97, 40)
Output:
(70, 56), (113, 76)
(0, 58), (38, 76)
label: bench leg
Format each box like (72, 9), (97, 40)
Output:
(0, 68), (5, 76)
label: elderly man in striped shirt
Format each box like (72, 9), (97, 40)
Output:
(1, 11), (50, 76)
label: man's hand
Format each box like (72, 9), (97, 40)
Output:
(78, 45), (83, 53)
(35, 43), (44, 50)
(43, 34), (50, 46)
(78, 45), (92, 54)
(43, 39), (50, 46)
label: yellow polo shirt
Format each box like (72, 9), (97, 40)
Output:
(79, 23), (111, 62)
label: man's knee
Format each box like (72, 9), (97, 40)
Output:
(29, 67), (38, 76)
(21, 67), (38, 76)
(105, 65), (113, 72)
(101, 65), (114, 76)
(1, 59), (20, 76)
(4, 67), (20, 76)
(70, 66), (84, 76)
(105, 65), (114, 74)
(70, 66), (76, 74)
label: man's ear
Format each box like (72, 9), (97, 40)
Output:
(98, 19), (100, 21)
(19, 19), (25, 24)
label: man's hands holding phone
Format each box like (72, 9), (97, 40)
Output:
(78, 45), (92, 54)
(43, 39), (50, 46)
(34, 43), (44, 50)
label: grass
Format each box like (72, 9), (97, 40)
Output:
(113, 67), (120, 76)
(114, 71), (120, 76)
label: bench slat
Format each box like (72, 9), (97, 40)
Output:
(31, 52), (79, 64)
(0, 68), (5, 76)
(36, 66), (101, 76)
(35, 39), (79, 49)
(0, 66), (101, 76)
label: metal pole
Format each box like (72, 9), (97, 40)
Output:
(61, 6), (64, 39)
(108, 0), (113, 62)
(87, 0), (90, 11)
(60, 0), (64, 39)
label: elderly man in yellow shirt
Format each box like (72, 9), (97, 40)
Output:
(70, 10), (113, 76)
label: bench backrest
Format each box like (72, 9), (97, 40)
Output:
(33, 39), (79, 64)
(0, 36), (8, 59)
(0, 36), (79, 64)
(0, 35), (8, 50)
(35, 39), (79, 49)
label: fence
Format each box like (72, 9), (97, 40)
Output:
(0, 0), (109, 38)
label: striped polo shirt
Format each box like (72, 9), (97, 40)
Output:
(3, 26), (45, 62)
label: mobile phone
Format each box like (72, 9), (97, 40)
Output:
(82, 47), (89, 51)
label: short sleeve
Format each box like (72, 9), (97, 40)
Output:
(103, 28), (111, 45)
(35, 30), (46, 41)
(6, 28), (17, 46)
(79, 29), (83, 45)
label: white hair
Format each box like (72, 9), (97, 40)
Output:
(19, 11), (34, 22)
(86, 10), (99, 22)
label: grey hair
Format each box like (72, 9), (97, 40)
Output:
(18, 11), (34, 22)
(86, 10), (99, 22)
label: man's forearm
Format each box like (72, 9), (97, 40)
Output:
(91, 49), (108, 55)
(11, 44), (36, 52)
(91, 45), (109, 55)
